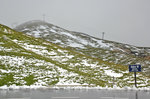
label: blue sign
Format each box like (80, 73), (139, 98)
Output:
(129, 65), (141, 72)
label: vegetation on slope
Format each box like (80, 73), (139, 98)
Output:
(15, 20), (150, 76)
(0, 24), (150, 88)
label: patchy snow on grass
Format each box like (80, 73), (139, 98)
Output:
(13, 40), (75, 63)
(105, 70), (123, 77)
(96, 40), (112, 48)
(81, 60), (97, 68)
(0, 42), (4, 44)
(61, 32), (77, 39)
(50, 29), (57, 33)
(32, 30), (41, 38)
(53, 39), (62, 44)
(39, 25), (47, 30)
(0, 69), (11, 73)
(56, 67), (86, 85)
(68, 42), (84, 48)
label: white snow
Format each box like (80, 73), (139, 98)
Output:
(79, 39), (94, 47)
(50, 29), (57, 33)
(32, 31), (41, 38)
(56, 67), (87, 86)
(0, 69), (10, 73)
(39, 25), (47, 30)
(53, 39), (61, 44)
(0, 84), (149, 90)
(61, 32), (77, 39)
(94, 39), (112, 48)
(60, 32), (96, 48)
(59, 32), (113, 49)
(22, 28), (29, 31)
(68, 42), (84, 48)
(4, 29), (8, 33)
(0, 42), (4, 44)
(105, 70), (123, 77)
(43, 34), (49, 37)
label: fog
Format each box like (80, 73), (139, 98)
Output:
(0, 0), (150, 47)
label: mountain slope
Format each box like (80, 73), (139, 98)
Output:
(0, 24), (149, 88)
(15, 20), (150, 76)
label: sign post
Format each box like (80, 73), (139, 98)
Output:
(129, 65), (141, 88)
(134, 71), (137, 88)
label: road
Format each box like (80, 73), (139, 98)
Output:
(0, 88), (150, 99)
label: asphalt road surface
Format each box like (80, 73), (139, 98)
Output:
(0, 88), (150, 99)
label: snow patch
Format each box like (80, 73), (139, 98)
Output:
(105, 70), (123, 77)
(50, 29), (57, 33)
(61, 32), (77, 39)
(39, 25), (47, 29)
(68, 42), (84, 48)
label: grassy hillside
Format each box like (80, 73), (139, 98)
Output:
(15, 20), (150, 77)
(0, 24), (150, 88)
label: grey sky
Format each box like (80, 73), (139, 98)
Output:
(0, 0), (150, 47)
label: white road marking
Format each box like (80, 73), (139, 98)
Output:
(100, 97), (128, 99)
(100, 97), (114, 99)
(51, 97), (80, 99)
(7, 98), (31, 99)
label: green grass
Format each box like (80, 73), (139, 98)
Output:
(0, 24), (150, 88)
(23, 74), (37, 86)
(0, 73), (14, 86)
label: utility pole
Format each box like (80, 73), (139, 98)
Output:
(102, 32), (105, 41)
(43, 14), (45, 22)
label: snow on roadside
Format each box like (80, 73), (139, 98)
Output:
(0, 84), (150, 90)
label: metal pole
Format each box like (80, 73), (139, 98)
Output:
(134, 71), (137, 88)
(102, 32), (105, 40)
(136, 91), (138, 99)
(112, 76), (115, 87)
(43, 14), (45, 22)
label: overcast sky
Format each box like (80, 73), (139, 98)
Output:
(0, 0), (150, 47)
